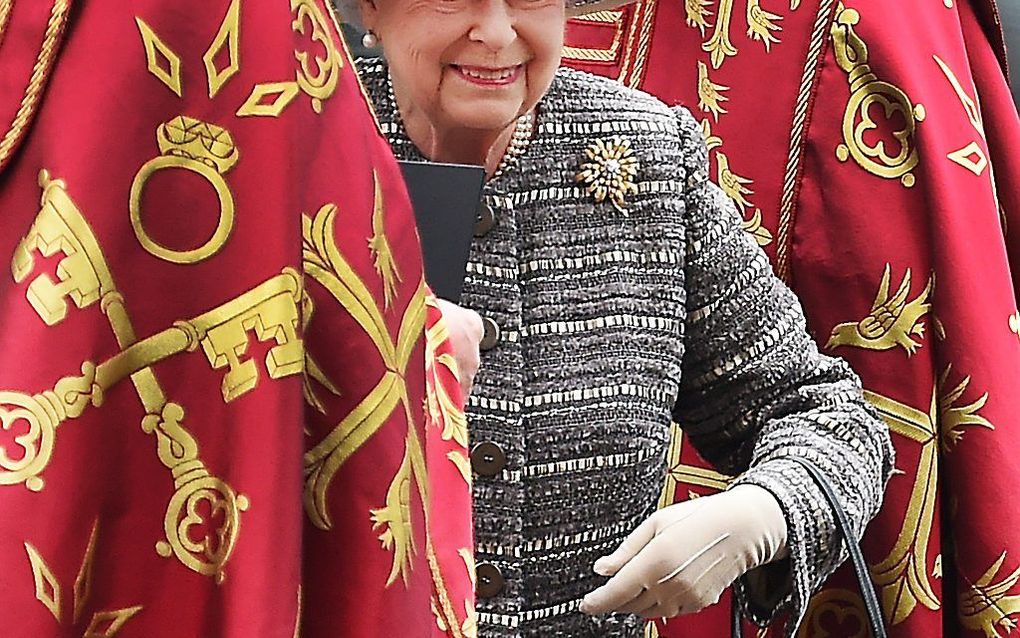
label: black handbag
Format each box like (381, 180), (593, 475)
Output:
(731, 456), (888, 638)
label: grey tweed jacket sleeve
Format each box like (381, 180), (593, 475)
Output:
(669, 106), (895, 633)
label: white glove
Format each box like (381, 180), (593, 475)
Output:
(579, 484), (788, 619)
(435, 298), (484, 396)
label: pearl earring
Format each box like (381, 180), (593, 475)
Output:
(362, 30), (379, 48)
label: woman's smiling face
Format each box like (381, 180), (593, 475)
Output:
(360, 0), (565, 135)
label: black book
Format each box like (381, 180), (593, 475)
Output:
(398, 160), (486, 302)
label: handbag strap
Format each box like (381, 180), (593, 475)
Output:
(730, 456), (887, 638)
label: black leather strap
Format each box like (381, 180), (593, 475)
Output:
(731, 456), (887, 637)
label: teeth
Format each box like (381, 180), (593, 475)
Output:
(460, 66), (515, 80)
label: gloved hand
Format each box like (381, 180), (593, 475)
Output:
(579, 484), (788, 619)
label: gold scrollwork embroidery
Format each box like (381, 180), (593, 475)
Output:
(704, 0), (738, 68)
(236, 81), (301, 117)
(685, 0), (714, 37)
(238, 0), (345, 117)
(831, 3), (926, 188)
(741, 209), (774, 247)
(292, 0), (344, 113)
(825, 264), (935, 356)
(657, 423), (732, 511)
(699, 120), (772, 246)
(746, 0), (783, 51)
(368, 171), (402, 309)
(203, 0), (241, 98)
(129, 116), (239, 265)
(425, 297), (470, 486)
(716, 151), (754, 212)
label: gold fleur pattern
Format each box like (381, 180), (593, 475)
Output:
(576, 136), (640, 213)
(938, 365), (995, 451)
(865, 389), (941, 625)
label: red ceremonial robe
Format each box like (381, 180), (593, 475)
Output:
(0, 2), (474, 636)
(565, 1), (1020, 637)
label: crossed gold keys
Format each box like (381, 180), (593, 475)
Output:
(2, 170), (304, 582)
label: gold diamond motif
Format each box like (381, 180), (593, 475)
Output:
(237, 82), (301, 118)
(135, 17), (182, 97)
(74, 520), (100, 623)
(947, 141), (988, 176)
(203, 0), (241, 98)
(25, 542), (61, 621)
(83, 606), (143, 637)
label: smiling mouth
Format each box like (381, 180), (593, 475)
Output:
(450, 64), (523, 86)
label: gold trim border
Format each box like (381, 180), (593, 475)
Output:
(0, 0), (14, 50)
(0, 0), (70, 174)
(775, 0), (842, 282)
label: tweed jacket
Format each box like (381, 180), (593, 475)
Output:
(358, 59), (894, 638)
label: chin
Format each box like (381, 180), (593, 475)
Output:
(442, 94), (525, 133)
(448, 112), (520, 135)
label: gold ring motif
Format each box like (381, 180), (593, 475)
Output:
(129, 116), (239, 264)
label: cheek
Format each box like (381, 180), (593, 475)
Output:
(389, 43), (446, 99)
(521, 16), (565, 95)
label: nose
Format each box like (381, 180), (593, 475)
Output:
(468, 0), (517, 52)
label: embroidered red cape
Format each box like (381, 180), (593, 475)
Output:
(565, 1), (1020, 636)
(0, 2), (474, 636)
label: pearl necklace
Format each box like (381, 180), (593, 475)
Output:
(491, 111), (535, 181)
(385, 72), (534, 180)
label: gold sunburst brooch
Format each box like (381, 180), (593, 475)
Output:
(575, 136), (640, 213)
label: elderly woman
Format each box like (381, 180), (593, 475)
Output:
(344, 0), (894, 635)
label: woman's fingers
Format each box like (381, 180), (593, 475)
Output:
(592, 514), (658, 577)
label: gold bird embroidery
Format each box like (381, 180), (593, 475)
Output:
(826, 264), (935, 356)
(685, 0), (714, 36)
(959, 552), (1020, 638)
(697, 61), (730, 122)
(746, 0), (783, 51)
(716, 152), (754, 212)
